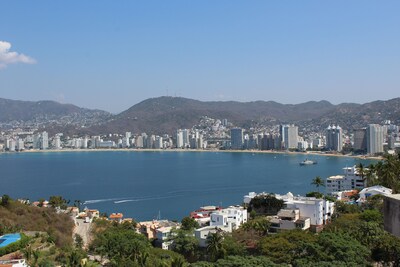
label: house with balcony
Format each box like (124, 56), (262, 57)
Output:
(269, 209), (311, 233)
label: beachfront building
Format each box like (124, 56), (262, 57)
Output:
(367, 124), (384, 155)
(357, 185), (392, 204)
(280, 124), (298, 150)
(325, 165), (366, 195)
(269, 209), (311, 233)
(325, 125), (343, 152)
(230, 128), (244, 150)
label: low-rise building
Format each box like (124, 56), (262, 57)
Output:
(357, 185), (392, 204)
(109, 213), (123, 223)
(245, 192), (334, 232)
(269, 209), (311, 233)
(210, 206), (248, 232)
(137, 220), (180, 249)
(326, 165), (366, 195)
(195, 226), (225, 248)
(331, 190), (359, 202)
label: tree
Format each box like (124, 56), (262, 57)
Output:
(49, 196), (68, 209)
(172, 229), (199, 262)
(90, 225), (151, 266)
(74, 234), (84, 248)
(206, 231), (225, 262)
(181, 216), (199, 231)
(1, 194), (11, 207)
(311, 176), (324, 193)
(356, 163), (365, 182)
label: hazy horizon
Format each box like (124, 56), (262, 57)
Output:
(1, 1), (399, 113)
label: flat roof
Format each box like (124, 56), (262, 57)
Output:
(327, 175), (344, 180)
(386, 194), (400, 200)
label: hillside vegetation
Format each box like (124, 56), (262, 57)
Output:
(0, 197), (73, 247)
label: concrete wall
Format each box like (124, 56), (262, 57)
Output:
(383, 195), (400, 238)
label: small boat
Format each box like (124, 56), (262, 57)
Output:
(299, 159), (317, 166)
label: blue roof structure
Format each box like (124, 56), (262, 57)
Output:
(0, 233), (21, 248)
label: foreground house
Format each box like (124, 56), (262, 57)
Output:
(357, 185), (392, 204)
(269, 209), (311, 232)
(137, 220), (180, 249)
(209, 206), (248, 232)
(195, 206), (248, 247)
(245, 192), (334, 232)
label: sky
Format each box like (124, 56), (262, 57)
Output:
(0, 1), (399, 113)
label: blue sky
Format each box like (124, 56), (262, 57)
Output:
(1, 1), (399, 113)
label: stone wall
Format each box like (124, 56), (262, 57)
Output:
(383, 194), (400, 238)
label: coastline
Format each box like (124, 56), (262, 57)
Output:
(0, 147), (382, 160)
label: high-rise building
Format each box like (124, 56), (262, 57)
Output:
(353, 128), (367, 153)
(54, 135), (62, 149)
(280, 125), (298, 149)
(367, 124), (384, 155)
(230, 128), (244, 150)
(41, 131), (48, 150)
(176, 130), (184, 148)
(135, 135), (144, 148)
(182, 129), (190, 148)
(325, 125), (343, 152)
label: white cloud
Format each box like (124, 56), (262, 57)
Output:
(0, 41), (36, 69)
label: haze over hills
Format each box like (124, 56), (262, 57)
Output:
(0, 97), (111, 127)
(1, 96), (399, 135)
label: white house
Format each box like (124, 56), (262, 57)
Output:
(156, 226), (175, 250)
(280, 193), (334, 228)
(210, 206), (248, 232)
(195, 226), (226, 248)
(326, 165), (366, 195)
(357, 185), (392, 203)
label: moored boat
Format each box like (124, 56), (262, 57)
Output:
(299, 159), (317, 165)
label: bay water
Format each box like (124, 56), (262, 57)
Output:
(0, 151), (373, 221)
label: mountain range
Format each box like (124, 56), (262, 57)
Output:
(0, 96), (399, 135)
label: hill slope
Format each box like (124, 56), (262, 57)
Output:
(0, 98), (111, 126)
(91, 97), (340, 134)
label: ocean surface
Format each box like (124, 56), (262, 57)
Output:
(0, 151), (375, 221)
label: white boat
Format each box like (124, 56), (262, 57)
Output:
(299, 159), (317, 166)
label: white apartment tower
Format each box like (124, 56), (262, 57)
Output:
(40, 131), (49, 150)
(366, 124), (384, 155)
(281, 124), (298, 149)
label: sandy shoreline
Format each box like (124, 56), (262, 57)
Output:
(1, 147), (382, 160)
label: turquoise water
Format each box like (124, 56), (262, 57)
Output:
(0, 233), (21, 248)
(0, 151), (374, 221)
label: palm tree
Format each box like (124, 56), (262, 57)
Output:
(356, 163), (365, 180)
(366, 163), (377, 186)
(206, 231), (225, 262)
(311, 176), (325, 193)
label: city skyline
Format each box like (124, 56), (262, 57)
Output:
(1, 1), (400, 113)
